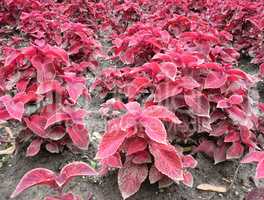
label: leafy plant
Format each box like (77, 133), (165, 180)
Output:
(96, 102), (197, 199)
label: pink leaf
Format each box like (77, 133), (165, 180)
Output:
(241, 151), (264, 163)
(149, 165), (163, 184)
(0, 95), (24, 121)
(140, 116), (167, 144)
(178, 76), (200, 90)
(66, 82), (85, 104)
(143, 105), (181, 124)
(214, 144), (227, 164)
(124, 77), (150, 99)
(56, 162), (97, 187)
(45, 113), (71, 129)
(227, 106), (253, 129)
(124, 102), (141, 115)
(204, 70), (227, 89)
(182, 155), (197, 168)
(240, 126), (255, 147)
(47, 126), (66, 141)
(228, 95), (243, 105)
(159, 62), (178, 81)
(36, 80), (63, 95)
(10, 169), (56, 198)
(184, 91), (210, 117)
(125, 137), (147, 156)
(154, 81), (182, 102)
(118, 162), (148, 199)
(63, 108), (87, 125)
(226, 142), (244, 159)
(224, 131), (240, 142)
(158, 176), (174, 188)
(149, 142), (183, 181)
(132, 150), (152, 164)
(194, 140), (215, 158)
(120, 113), (137, 130)
(182, 171), (193, 187)
(26, 138), (43, 157)
(96, 130), (128, 159)
(256, 159), (264, 179)
(66, 124), (89, 150)
(210, 121), (229, 137)
(102, 153), (123, 168)
(259, 63), (264, 78)
(24, 115), (47, 138)
(45, 143), (59, 154)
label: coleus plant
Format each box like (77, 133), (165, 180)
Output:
(10, 161), (97, 200)
(96, 101), (197, 199)
(0, 43), (91, 156)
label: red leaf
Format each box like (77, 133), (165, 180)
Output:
(182, 171), (193, 187)
(241, 151), (264, 163)
(226, 142), (244, 159)
(224, 130), (240, 142)
(120, 113), (137, 130)
(210, 121), (230, 137)
(143, 105), (181, 124)
(204, 70), (227, 89)
(56, 161), (97, 187)
(158, 176), (174, 188)
(178, 76), (200, 90)
(159, 62), (178, 81)
(13, 92), (38, 104)
(47, 126), (66, 141)
(124, 77), (150, 99)
(132, 150), (152, 164)
(0, 109), (11, 121)
(36, 80), (63, 95)
(149, 142), (183, 181)
(66, 82), (85, 104)
(228, 95), (243, 105)
(118, 162), (148, 199)
(124, 102), (141, 115)
(43, 45), (70, 65)
(149, 165), (163, 184)
(140, 116), (167, 144)
(182, 155), (197, 168)
(10, 169), (56, 198)
(26, 138), (43, 157)
(45, 143), (60, 154)
(194, 140), (215, 158)
(214, 144), (227, 164)
(184, 91), (210, 117)
(102, 153), (123, 168)
(45, 113), (70, 129)
(125, 137), (147, 155)
(240, 126), (255, 147)
(67, 124), (89, 150)
(96, 130), (128, 159)
(227, 106), (253, 128)
(62, 193), (82, 200)
(256, 159), (264, 179)
(63, 108), (87, 125)
(31, 55), (56, 82)
(0, 95), (24, 121)
(24, 115), (47, 138)
(154, 81), (182, 102)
